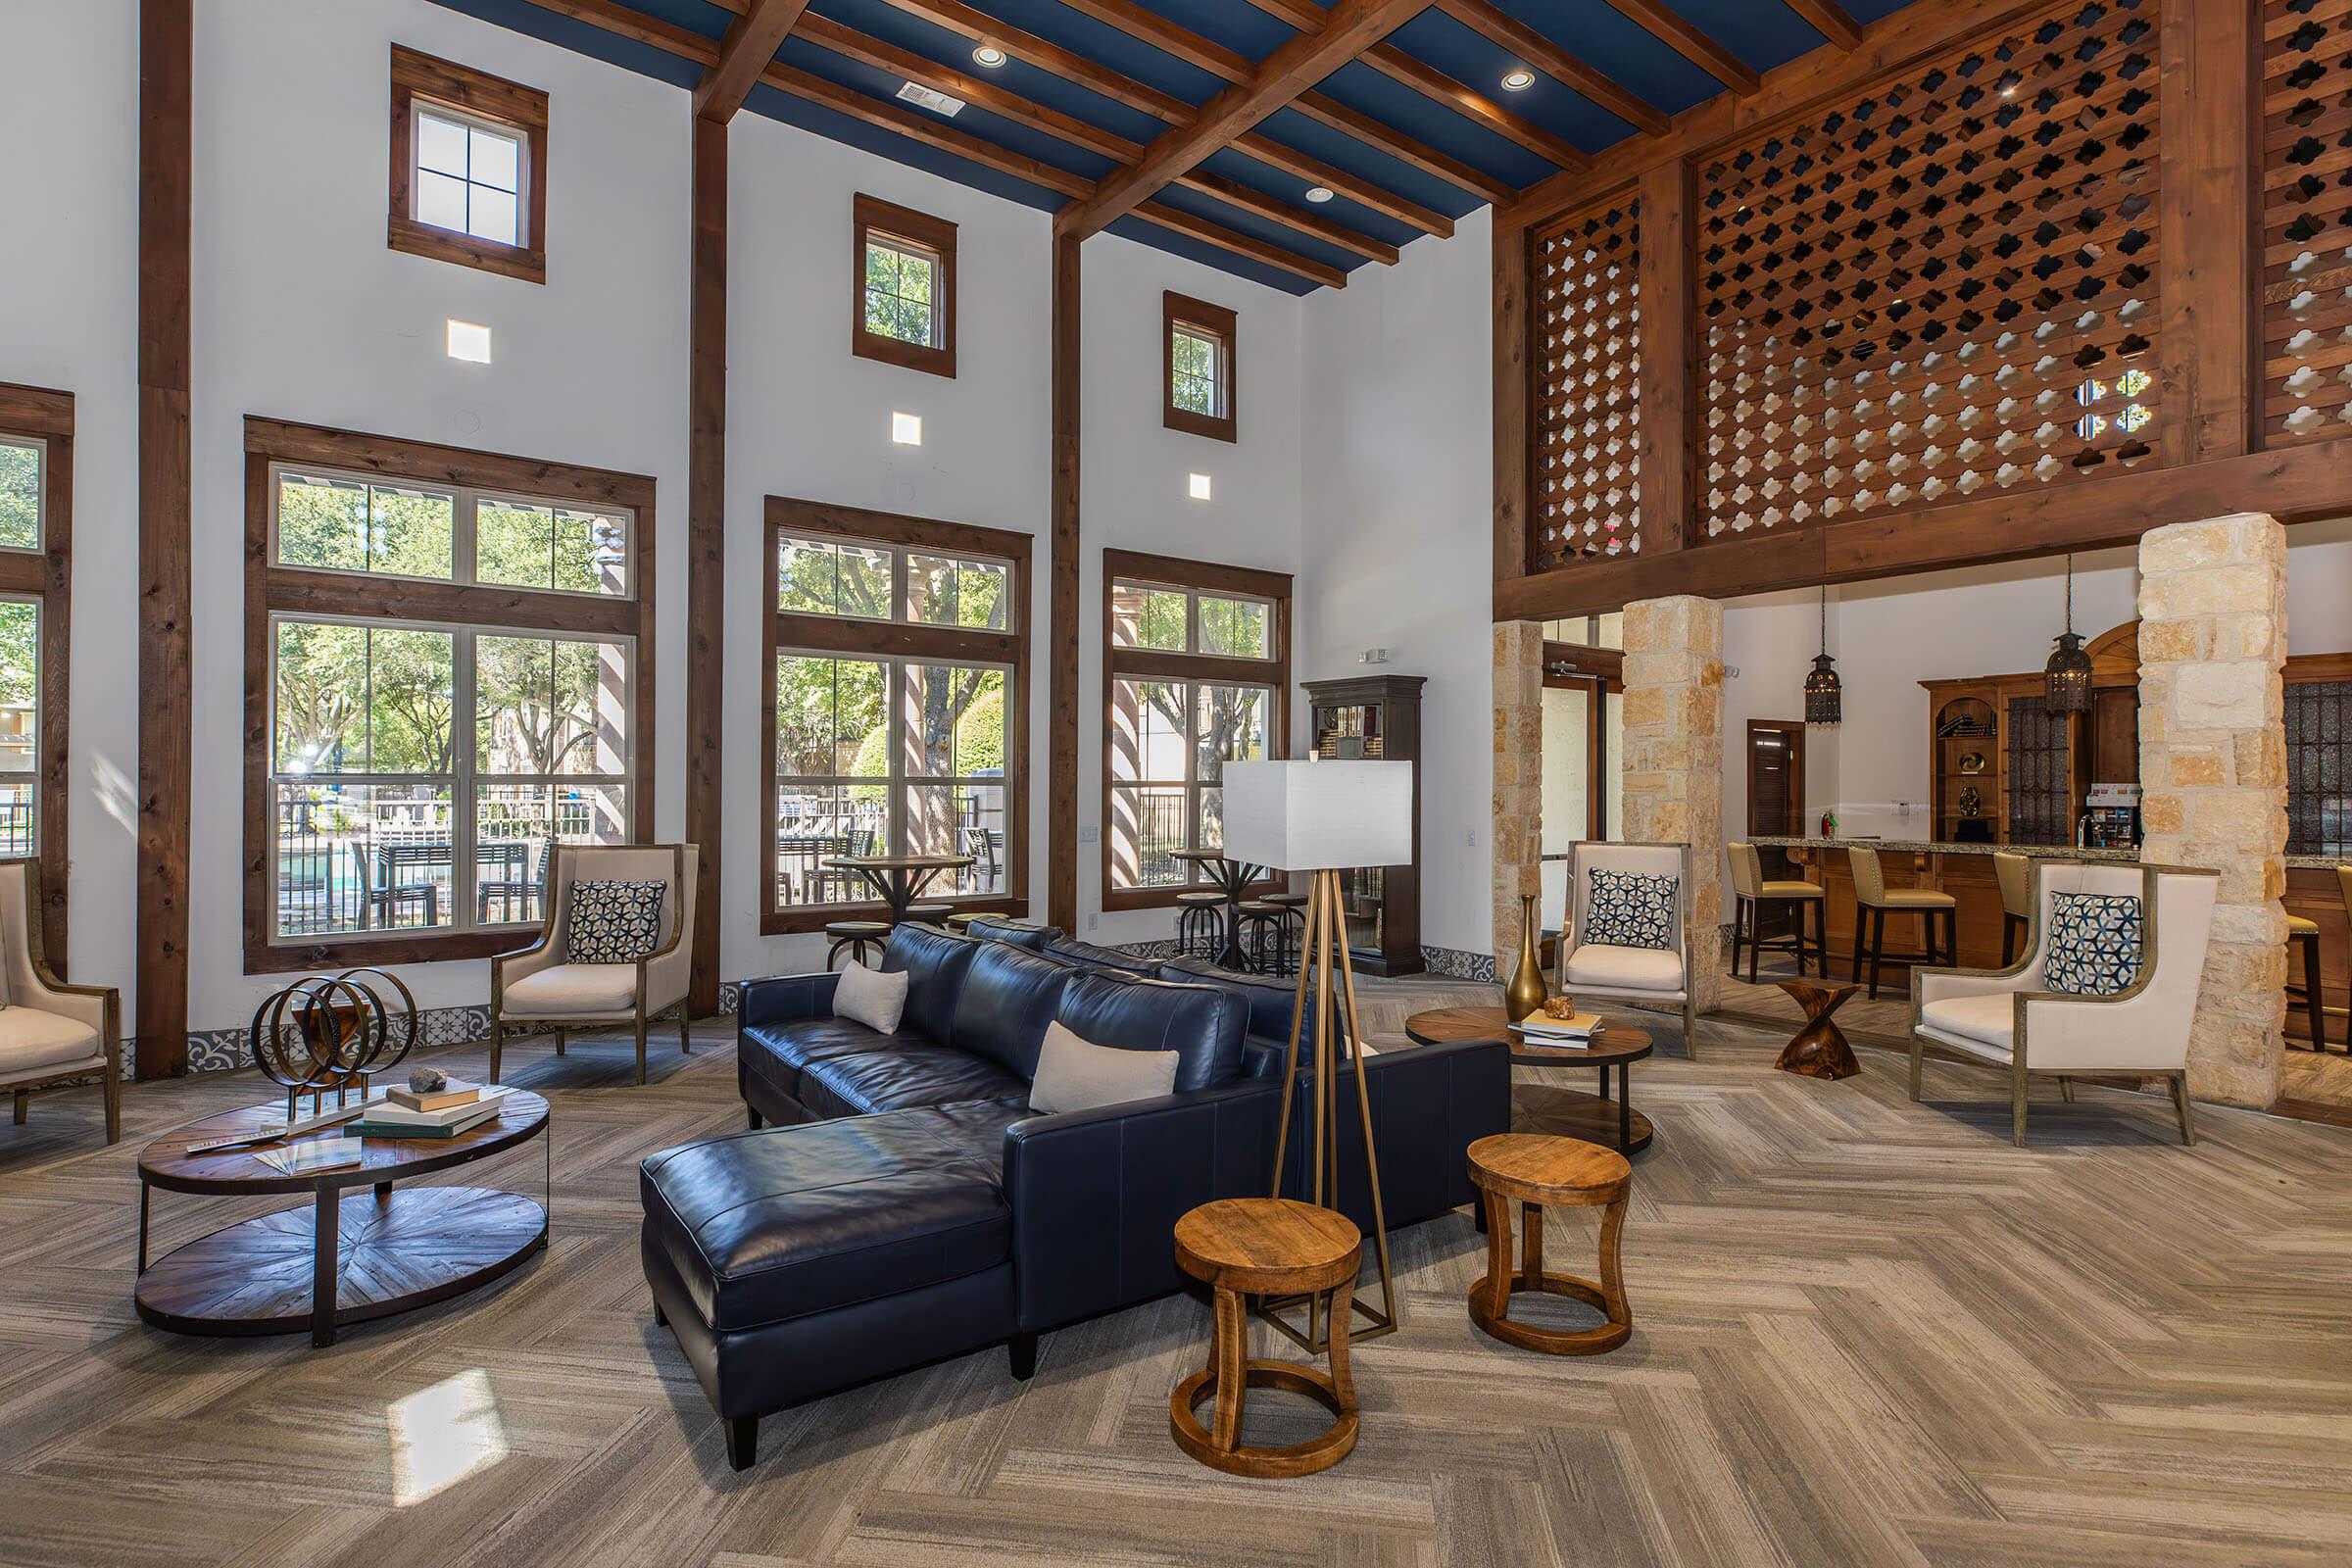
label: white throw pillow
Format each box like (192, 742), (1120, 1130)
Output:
(1029, 1020), (1180, 1114)
(832, 960), (909, 1034)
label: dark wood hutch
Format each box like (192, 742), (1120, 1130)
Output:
(1303, 675), (1423, 977)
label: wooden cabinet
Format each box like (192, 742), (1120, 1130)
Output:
(1303, 675), (1423, 977)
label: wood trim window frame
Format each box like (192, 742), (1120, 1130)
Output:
(851, 194), (958, 380)
(1162, 291), (1238, 443)
(242, 416), (656, 974)
(762, 496), (1031, 936)
(0, 384), (73, 969)
(1101, 548), (1291, 913)
(387, 44), (550, 285)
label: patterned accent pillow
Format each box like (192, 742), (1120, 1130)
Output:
(565, 879), (667, 964)
(2041, 891), (2141, 997)
(1584, 867), (1678, 951)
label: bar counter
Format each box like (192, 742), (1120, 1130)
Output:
(1744, 836), (2347, 1023)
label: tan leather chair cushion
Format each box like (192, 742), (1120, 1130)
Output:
(1563, 943), (1685, 992)
(1761, 880), (1823, 900)
(1919, 993), (2014, 1052)
(2288, 913), (2320, 937)
(1866, 888), (1958, 909)
(503, 964), (640, 1016)
(0, 1007), (102, 1073)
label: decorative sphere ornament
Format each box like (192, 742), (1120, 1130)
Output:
(248, 967), (417, 1106)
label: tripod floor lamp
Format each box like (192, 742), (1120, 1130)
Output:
(1221, 759), (1414, 1353)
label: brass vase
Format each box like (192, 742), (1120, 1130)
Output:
(1504, 893), (1547, 1023)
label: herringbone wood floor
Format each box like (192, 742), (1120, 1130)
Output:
(3, 1001), (2350, 1567)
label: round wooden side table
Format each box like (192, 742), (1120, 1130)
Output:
(1170, 1199), (1362, 1478)
(1403, 1006), (1655, 1153)
(1774, 979), (1861, 1079)
(1465, 1133), (1633, 1356)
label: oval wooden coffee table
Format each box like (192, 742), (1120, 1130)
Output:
(1403, 1006), (1654, 1153)
(135, 1089), (550, 1348)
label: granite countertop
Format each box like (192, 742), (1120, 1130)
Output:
(1751, 835), (2345, 871)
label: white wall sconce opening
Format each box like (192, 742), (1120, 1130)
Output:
(1188, 472), (1212, 501)
(445, 319), (492, 364)
(892, 411), (924, 445)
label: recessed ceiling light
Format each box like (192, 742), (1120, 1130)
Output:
(1304, 185), (1334, 204)
(445, 318), (491, 364)
(893, 411), (923, 446)
(1500, 68), (1536, 92)
(972, 44), (1006, 68)
(1188, 472), (1212, 501)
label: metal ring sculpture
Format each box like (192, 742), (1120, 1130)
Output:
(249, 966), (418, 1099)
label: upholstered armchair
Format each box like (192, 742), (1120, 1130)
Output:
(0, 858), (120, 1143)
(1910, 860), (2217, 1146)
(1552, 841), (1699, 1058)
(490, 843), (698, 1086)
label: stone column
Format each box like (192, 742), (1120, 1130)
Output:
(2137, 513), (2288, 1109)
(1492, 621), (1544, 979)
(1620, 595), (1725, 1014)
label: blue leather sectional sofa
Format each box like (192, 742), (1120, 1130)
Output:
(640, 918), (1509, 1470)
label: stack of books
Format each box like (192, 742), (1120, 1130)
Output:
(342, 1081), (510, 1140)
(1515, 1012), (1605, 1050)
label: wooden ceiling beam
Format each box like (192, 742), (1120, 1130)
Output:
(799, 15), (1398, 262)
(1225, 126), (1456, 237)
(1593, 0), (1759, 95)
(1052, 0), (1255, 83)
(860, 0), (1194, 121)
(695, 0), (815, 122)
(1356, 45), (1591, 168)
(1055, 0), (1432, 240)
(1284, 90), (1504, 207)
(1134, 200), (1348, 288)
(1784, 0), (1865, 52)
(1416, 1), (1664, 135)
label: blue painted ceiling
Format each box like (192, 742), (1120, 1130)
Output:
(430, 0), (1928, 294)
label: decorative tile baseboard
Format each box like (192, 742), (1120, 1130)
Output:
(1419, 946), (1496, 982)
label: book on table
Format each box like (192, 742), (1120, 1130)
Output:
(343, 1087), (510, 1140)
(386, 1079), (486, 1113)
(252, 1138), (366, 1175)
(1516, 1013), (1605, 1047)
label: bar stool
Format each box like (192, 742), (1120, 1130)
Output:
(943, 909), (1009, 935)
(1169, 1199), (1361, 1477)
(2288, 912), (2327, 1052)
(1725, 842), (1823, 982)
(1176, 890), (1227, 961)
(1994, 851), (2034, 966)
(824, 920), (889, 969)
(1465, 1133), (1632, 1356)
(900, 903), (954, 927)
(1237, 900), (1288, 975)
(1847, 844), (1957, 1001)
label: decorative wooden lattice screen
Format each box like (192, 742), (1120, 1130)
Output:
(2263, 0), (2352, 446)
(1531, 198), (1642, 568)
(1696, 0), (2162, 540)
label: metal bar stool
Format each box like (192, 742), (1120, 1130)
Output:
(1726, 842), (1824, 982)
(901, 904), (955, 927)
(825, 920), (890, 969)
(1237, 901), (1288, 976)
(1176, 891), (1227, 961)
(1847, 844), (1957, 1001)
(944, 909), (1010, 936)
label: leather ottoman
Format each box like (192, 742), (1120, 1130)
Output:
(641, 1102), (1028, 1470)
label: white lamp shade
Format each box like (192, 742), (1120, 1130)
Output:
(1221, 760), (1412, 871)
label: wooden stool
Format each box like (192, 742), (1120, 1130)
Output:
(1774, 978), (1860, 1080)
(1170, 1199), (1361, 1478)
(944, 909), (1009, 935)
(2288, 913), (2327, 1052)
(1465, 1134), (1632, 1356)
(900, 903), (954, 927)
(824, 920), (889, 969)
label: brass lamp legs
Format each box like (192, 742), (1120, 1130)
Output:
(1261, 867), (1396, 1351)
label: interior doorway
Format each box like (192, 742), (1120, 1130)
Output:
(1746, 720), (1807, 943)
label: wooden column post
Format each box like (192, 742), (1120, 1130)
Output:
(1049, 232), (1080, 933)
(1492, 212), (1532, 584)
(137, 0), (192, 1078)
(1636, 157), (1695, 557)
(2156, 0), (2259, 466)
(686, 115), (726, 1016)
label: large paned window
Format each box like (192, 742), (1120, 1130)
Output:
(0, 384), (72, 965)
(1103, 551), (1289, 908)
(245, 418), (654, 971)
(764, 498), (1029, 931)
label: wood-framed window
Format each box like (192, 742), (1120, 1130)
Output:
(852, 194), (957, 378)
(243, 417), (655, 974)
(387, 45), (550, 284)
(1102, 550), (1289, 911)
(763, 496), (1028, 934)
(1163, 291), (1237, 443)
(0, 384), (73, 967)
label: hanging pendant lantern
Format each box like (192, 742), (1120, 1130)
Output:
(1804, 585), (1842, 725)
(2044, 554), (2093, 712)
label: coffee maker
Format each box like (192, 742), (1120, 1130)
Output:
(2080, 782), (2141, 849)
